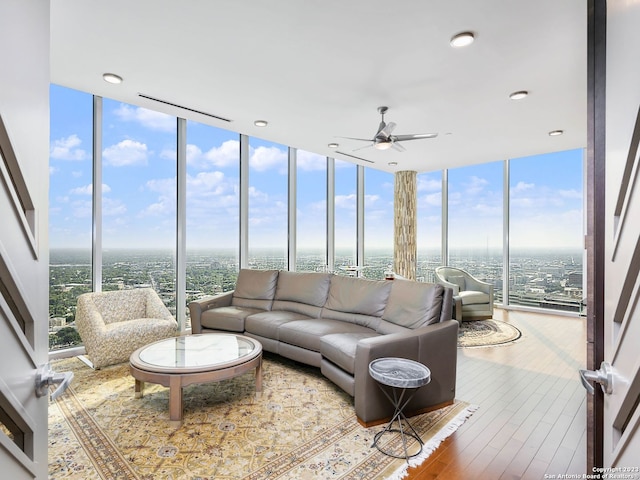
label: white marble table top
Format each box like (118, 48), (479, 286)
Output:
(369, 357), (431, 388)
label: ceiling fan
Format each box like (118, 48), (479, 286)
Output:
(342, 106), (437, 152)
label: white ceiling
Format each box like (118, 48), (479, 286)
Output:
(50, 0), (587, 173)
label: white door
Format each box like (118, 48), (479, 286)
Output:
(0, 1), (54, 478)
(601, 0), (640, 468)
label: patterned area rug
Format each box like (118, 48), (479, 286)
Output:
(458, 319), (522, 348)
(48, 355), (476, 480)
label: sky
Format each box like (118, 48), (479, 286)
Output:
(49, 84), (584, 254)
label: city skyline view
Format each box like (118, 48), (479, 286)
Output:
(49, 85), (583, 252)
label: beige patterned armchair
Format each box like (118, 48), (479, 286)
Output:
(75, 288), (178, 369)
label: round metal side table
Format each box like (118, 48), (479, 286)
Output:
(369, 357), (431, 460)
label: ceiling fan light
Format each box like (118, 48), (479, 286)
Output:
(374, 141), (392, 150)
(450, 31), (475, 48)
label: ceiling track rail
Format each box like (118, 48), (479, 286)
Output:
(137, 94), (232, 123)
(334, 151), (374, 164)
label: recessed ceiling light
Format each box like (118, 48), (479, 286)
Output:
(450, 31), (475, 48)
(549, 130), (564, 136)
(388, 162), (398, 166)
(509, 90), (529, 100)
(328, 143), (339, 149)
(103, 73), (123, 84)
(254, 120), (268, 127)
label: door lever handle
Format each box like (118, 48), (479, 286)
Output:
(35, 363), (74, 400)
(579, 361), (612, 395)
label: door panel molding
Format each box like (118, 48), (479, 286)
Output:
(0, 246), (37, 353)
(0, 116), (38, 258)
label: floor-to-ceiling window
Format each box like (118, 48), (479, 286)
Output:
(248, 138), (288, 270)
(447, 161), (503, 294)
(334, 159), (358, 274)
(296, 150), (327, 272)
(185, 120), (240, 320)
(48, 87), (588, 354)
(101, 99), (177, 313)
(363, 168), (394, 279)
(508, 149), (583, 311)
(416, 171), (443, 283)
(48, 85), (93, 350)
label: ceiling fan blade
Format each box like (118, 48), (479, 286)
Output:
(339, 136), (375, 142)
(391, 141), (406, 152)
(352, 143), (374, 151)
(393, 133), (438, 142)
(378, 121), (397, 139)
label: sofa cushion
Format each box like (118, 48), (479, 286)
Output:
(320, 332), (379, 374)
(199, 306), (262, 332)
(459, 290), (490, 305)
(317, 309), (381, 330)
(274, 271), (331, 307)
(278, 319), (376, 352)
(231, 269), (279, 311)
(324, 275), (392, 317)
(381, 280), (444, 330)
(245, 310), (313, 339)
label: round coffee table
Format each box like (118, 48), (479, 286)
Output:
(130, 333), (262, 426)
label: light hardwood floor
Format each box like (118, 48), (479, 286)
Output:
(407, 308), (587, 480)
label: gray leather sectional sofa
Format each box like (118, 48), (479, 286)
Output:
(188, 269), (458, 425)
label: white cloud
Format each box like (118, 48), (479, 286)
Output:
(364, 194), (381, 207)
(188, 171), (227, 196)
(114, 104), (174, 132)
(102, 197), (127, 216)
(335, 193), (356, 210)
(250, 145), (287, 173)
(248, 186), (268, 202)
(297, 150), (326, 171)
(558, 188), (582, 199)
(103, 140), (149, 167)
(204, 140), (240, 168)
(511, 181), (535, 194)
(418, 192), (442, 208)
(70, 198), (92, 219)
(69, 183), (111, 195)
(50, 134), (88, 161)
(417, 175), (441, 192)
(139, 178), (177, 217)
(464, 175), (489, 195)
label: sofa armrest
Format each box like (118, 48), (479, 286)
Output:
(452, 295), (463, 324)
(438, 278), (460, 295)
(188, 291), (234, 334)
(353, 319), (459, 424)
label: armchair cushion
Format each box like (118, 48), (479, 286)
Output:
(459, 290), (490, 305)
